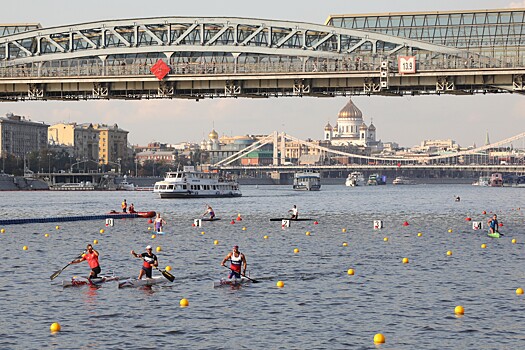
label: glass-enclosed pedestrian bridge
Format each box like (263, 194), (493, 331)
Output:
(1, 8), (524, 101)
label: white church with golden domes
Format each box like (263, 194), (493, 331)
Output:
(324, 98), (381, 150)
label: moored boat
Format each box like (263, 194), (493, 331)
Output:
(367, 174), (386, 185)
(117, 176), (135, 191)
(392, 176), (416, 185)
(489, 173), (503, 187)
(62, 275), (120, 287)
(345, 172), (365, 187)
(118, 276), (168, 288)
(472, 176), (490, 186)
(153, 166), (241, 198)
(213, 276), (251, 288)
(293, 170), (321, 191)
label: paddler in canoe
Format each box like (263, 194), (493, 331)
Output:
(131, 245), (158, 279)
(487, 214), (500, 234)
(221, 245), (247, 279)
(154, 213), (167, 232)
(289, 205), (299, 220)
(202, 204), (216, 220)
(70, 244), (101, 279)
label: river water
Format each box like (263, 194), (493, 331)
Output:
(0, 184), (524, 349)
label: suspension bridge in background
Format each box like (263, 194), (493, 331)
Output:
(211, 131), (525, 174)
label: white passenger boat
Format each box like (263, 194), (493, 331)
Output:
(212, 276), (251, 288)
(118, 276), (168, 288)
(472, 176), (490, 186)
(345, 172), (365, 187)
(62, 275), (120, 287)
(153, 166), (241, 199)
(392, 176), (416, 185)
(293, 170), (321, 191)
(51, 181), (95, 191)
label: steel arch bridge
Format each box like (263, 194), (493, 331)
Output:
(0, 15), (524, 101)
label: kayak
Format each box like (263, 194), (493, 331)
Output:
(118, 276), (168, 288)
(487, 232), (501, 238)
(62, 275), (120, 287)
(213, 276), (251, 288)
(202, 218), (221, 222)
(269, 218), (313, 222)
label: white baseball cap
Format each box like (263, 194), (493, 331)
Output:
(146, 245), (152, 250)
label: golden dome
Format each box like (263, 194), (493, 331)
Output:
(359, 122), (367, 130)
(337, 98), (363, 119)
(208, 129), (218, 140)
(324, 122), (332, 131)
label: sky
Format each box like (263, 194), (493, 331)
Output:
(1, 0), (525, 148)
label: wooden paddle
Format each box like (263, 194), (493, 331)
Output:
(49, 252), (85, 280)
(223, 265), (259, 283)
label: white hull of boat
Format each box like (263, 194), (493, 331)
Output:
(213, 276), (251, 288)
(118, 276), (167, 288)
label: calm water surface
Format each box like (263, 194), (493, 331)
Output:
(0, 184), (524, 349)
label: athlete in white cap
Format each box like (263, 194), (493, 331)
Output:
(130, 245), (158, 279)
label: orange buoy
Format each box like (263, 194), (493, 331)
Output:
(465, 217), (471, 221)
(314, 221), (319, 225)
(230, 220), (235, 225)
(403, 221), (409, 226)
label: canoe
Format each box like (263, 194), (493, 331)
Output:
(118, 276), (168, 288)
(107, 210), (156, 218)
(62, 275), (120, 287)
(487, 232), (501, 238)
(202, 218), (221, 222)
(269, 218), (314, 222)
(213, 276), (251, 288)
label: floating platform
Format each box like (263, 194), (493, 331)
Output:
(0, 213), (142, 225)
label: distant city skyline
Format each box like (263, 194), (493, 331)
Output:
(1, 0), (524, 148)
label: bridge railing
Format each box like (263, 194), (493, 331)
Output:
(1, 54), (524, 79)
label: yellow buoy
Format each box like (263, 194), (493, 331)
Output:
(214, 240), (219, 245)
(148, 227), (152, 231)
(201, 231), (205, 235)
(55, 226), (60, 230)
(305, 231), (310, 236)
(402, 257), (409, 264)
(156, 246), (161, 252)
(511, 239), (516, 244)
(276, 280), (284, 288)
(45, 233), (50, 238)
(384, 237), (388, 242)
(342, 242), (348, 247)
(23, 245), (28, 251)
(293, 248), (300, 254)
(417, 232), (422, 237)
(99, 229), (104, 234)
(180, 298), (189, 307)
(50, 322), (61, 332)
(0, 228), (5, 233)
(342, 228), (347, 233)
(165, 266), (172, 272)
(347, 269), (355, 275)
(448, 229), (453, 233)
(455, 305), (464, 315)
(151, 234), (156, 239)
(263, 235), (269, 239)
(481, 243), (487, 249)
(373, 333), (385, 344)
(242, 227), (247, 231)
(447, 251), (452, 256)
(93, 239), (98, 245)
(516, 288), (524, 295)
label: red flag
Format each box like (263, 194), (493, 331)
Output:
(150, 59), (170, 80)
